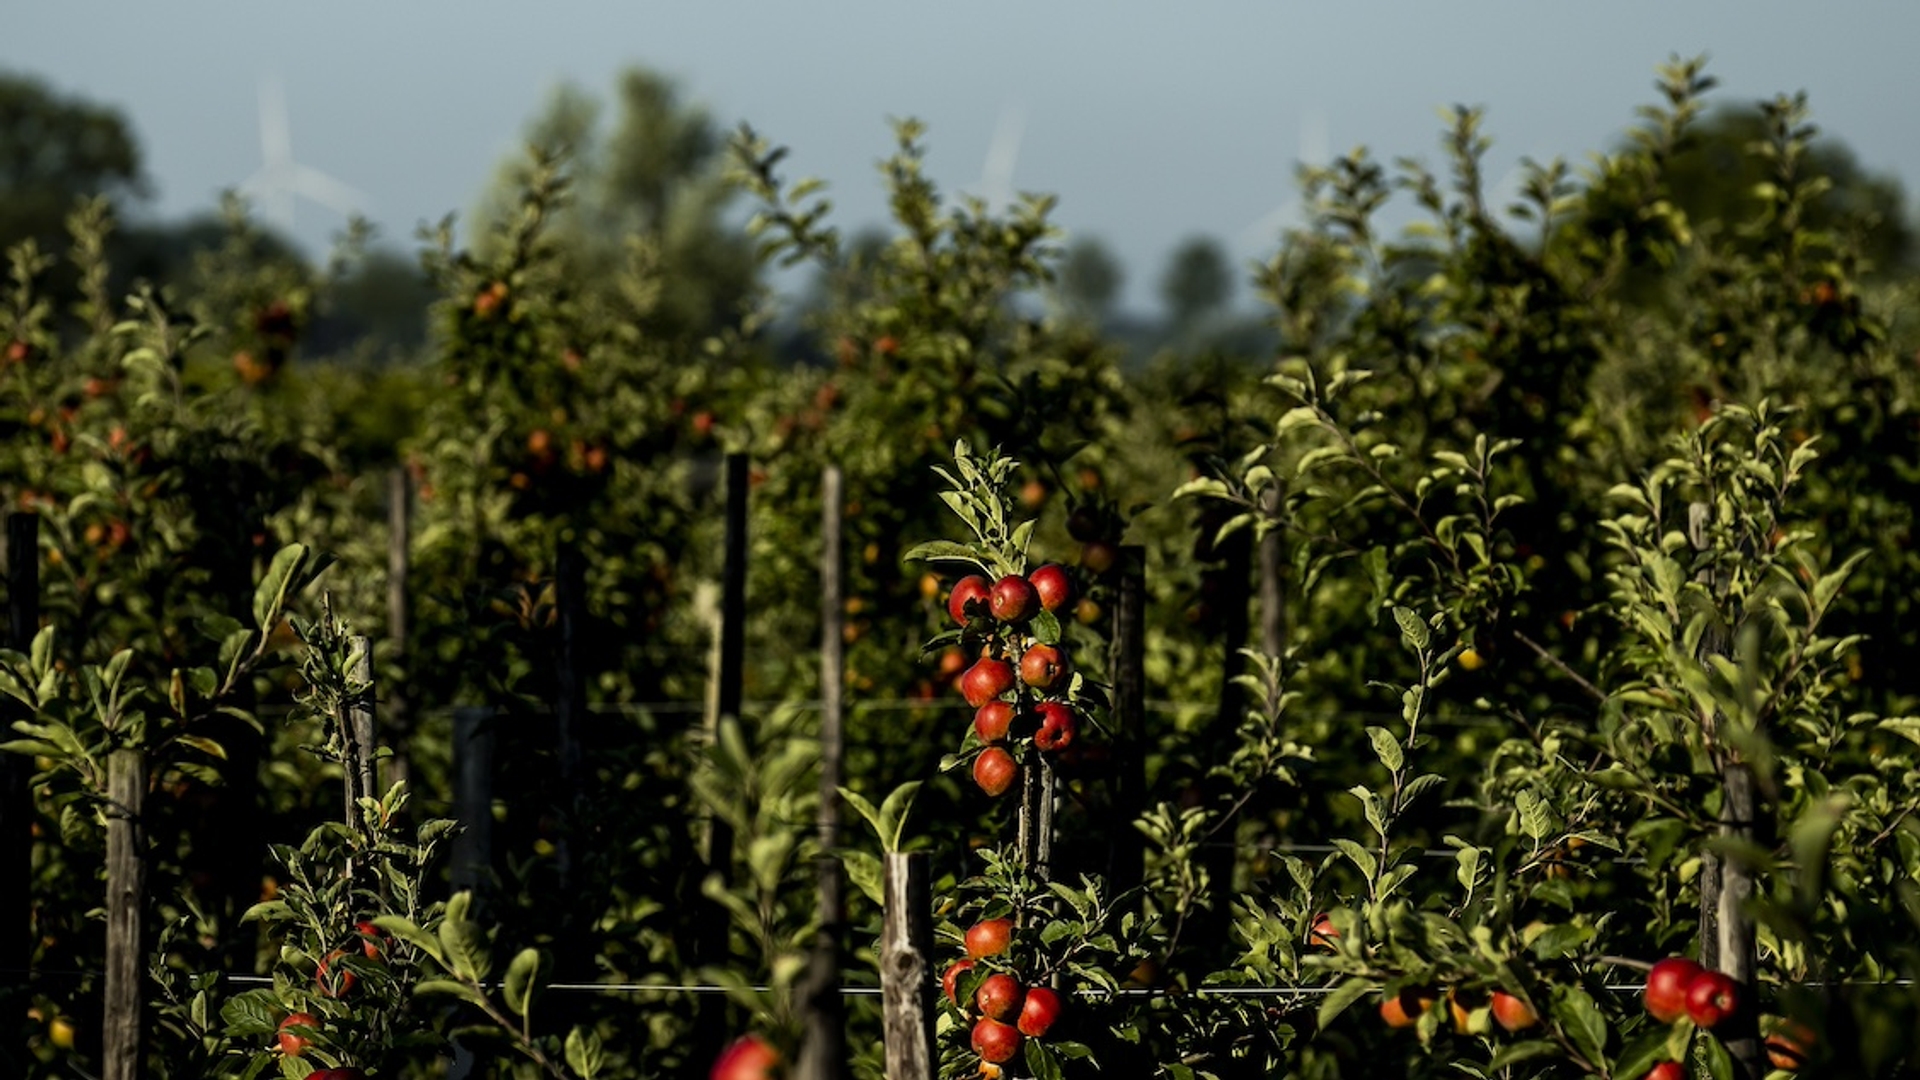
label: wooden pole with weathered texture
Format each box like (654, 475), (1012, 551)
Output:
(1689, 502), (1762, 1078)
(880, 852), (934, 1080)
(798, 465), (848, 1080)
(1108, 544), (1147, 892)
(693, 452), (752, 1067)
(553, 544), (587, 896)
(386, 467), (413, 793)
(451, 707), (496, 900)
(102, 745), (146, 1080)
(2, 512), (39, 998)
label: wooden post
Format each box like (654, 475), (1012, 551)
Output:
(880, 852), (934, 1080)
(1016, 754), (1056, 883)
(386, 467), (412, 793)
(103, 746), (146, 1080)
(1108, 545), (1147, 892)
(798, 466), (848, 1080)
(1689, 502), (1762, 1078)
(693, 453), (751, 1065)
(553, 544), (587, 894)
(451, 707), (496, 899)
(2, 512), (38, 998)
(1258, 489), (1287, 658)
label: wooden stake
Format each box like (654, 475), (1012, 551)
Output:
(880, 852), (934, 1080)
(103, 746), (146, 1080)
(1689, 502), (1762, 1078)
(2, 512), (38, 997)
(451, 707), (496, 900)
(1108, 545), (1147, 891)
(386, 467), (413, 793)
(798, 465), (848, 1080)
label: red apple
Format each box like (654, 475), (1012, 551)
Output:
(1641, 1064), (1684, 1080)
(971, 1017), (1023, 1064)
(1380, 987), (1436, 1029)
(975, 973), (1024, 1022)
(961, 658), (1015, 708)
(1019, 643), (1067, 690)
(355, 919), (390, 960)
(965, 918), (1013, 960)
(1643, 957), (1703, 1023)
(974, 701), (1015, 743)
(944, 959), (976, 1007)
(1685, 969), (1740, 1029)
(1308, 913), (1339, 952)
(277, 1012), (318, 1056)
(1766, 1019), (1814, 1071)
(1490, 991), (1538, 1033)
(315, 949), (357, 998)
(973, 748), (1019, 796)
(710, 1033), (780, 1080)
(1017, 986), (1063, 1037)
(1033, 703), (1077, 752)
(1080, 541), (1118, 575)
(1028, 564), (1073, 612)
(989, 575), (1040, 622)
(948, 576), (991, 625)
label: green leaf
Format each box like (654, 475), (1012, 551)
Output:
(900, 540), (986, 569)
(843, 850), (884, 906)
(413, 978), (486, 1006)
(1330, 838), (1377, 881)
(1366, 726), (1402, 773)
(371, 914), (446, 966)
(1392, 606), (1429, 652)
(1486, 1040), (1560, 1069)
(503, 947), (543, 1020)
(252, 544), (310, 630)
(1317, 977), (1375, 1030)
(565, 1025), (606, 1079)
(877, 779), (922, 853)
(1551, 985), (1607, 1065)
(1025, 1037), (1064, 1080)
(175, 734), (226, 760)
(1611, 1029), (1673, 1080)
(1030, 609), (1062, 646)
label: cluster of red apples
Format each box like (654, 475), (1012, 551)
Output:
(1639, 957), (1812, 1075)
(945, 917), (1067, 1072)
(945, 565), (1079, 797)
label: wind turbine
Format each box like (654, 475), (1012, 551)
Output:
(975, 102), (1026, 209)
(240, 76), (365, 235)
(1241, 106), (1330, 246)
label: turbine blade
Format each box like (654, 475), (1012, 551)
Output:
(259, 76), (292, 165)
(286, 163), (366, 215)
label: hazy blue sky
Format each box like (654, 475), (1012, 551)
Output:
(8, 3), (1917, 311)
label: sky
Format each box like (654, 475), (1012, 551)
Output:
(7, 3), (1918, 314)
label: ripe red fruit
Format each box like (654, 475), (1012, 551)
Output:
(1766, 1019), (1814, 1070)
(1019, 643), (1067, 690)
(355, 919), (390, 960)
(1490, 991), (1538, 1033)
(961, 658), (1015, 708)
(1685, 969), (1740, 1029)
(965, 918), (1014, 960)
(1017, 986), (1063, 1037)
(1080, 541), (1119, 575)
(975, 973), (1024, 1022)
(948, 575), (992, 625)
(1380, 988), (1436, 1029)
(1308, 913), (1339, 952)
(315, 949), (357, 997)
(1033, 703), (1077, 752)
(973, 748), (1019, 796)
(944, 959), (976, 1007)
(710, 1033), (780, 1080)
(971, 1017), (1023, 1064)
(1643, 957), (1703, 1024)
(277, 1012), (318, 1056)
(1640, 1064), (1684, 1080)
(974, 701), (1015, 743)
(989, 575), (1040, 622)
(1027, 564), (1073, 612)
